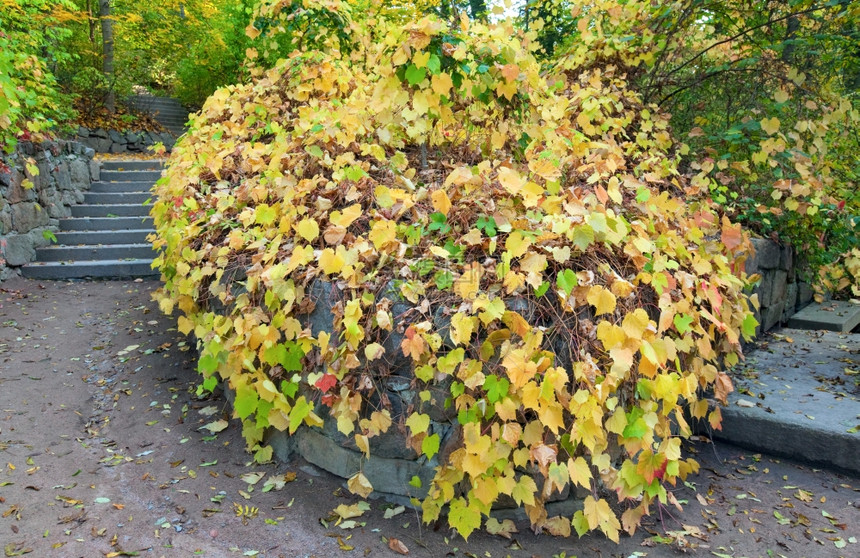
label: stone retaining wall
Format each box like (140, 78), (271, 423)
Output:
(72, 126), (176, 154)
(745, 238), (813, 334)
(0, 140), (97, 280)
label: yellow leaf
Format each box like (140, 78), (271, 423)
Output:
(502, 348), (537, 389)
(455, 262), (483, 300)
(319, 248), (344, 275)
(450, 312), (476, 345)
(431, 72), (453, 96)
(295, 218), (319, 242)
(347, 472), (373, 498)
(497, 167), (524, 195)
(773, 89), (789, 104)
(330, 204), (362, 228)
(431, 189), (452, 216)
(760, 117), (780, 135)
(364, 342), (385, 360)
(583, 495), (620, 542)
(413, 51), (430, 68)
(596, 321), (626, 350)
(496, 79), (518, 100)
(587, 286), (616, 316)
(504, 231), (530, 259)
(354, 434), (370, 458)
(620, 308), (650, 340)
(369, 219), (397, 250)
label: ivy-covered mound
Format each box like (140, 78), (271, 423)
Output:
(151, 6), (758, 541)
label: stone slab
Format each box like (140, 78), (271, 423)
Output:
(787, 300), (860, 332)
(709, 328), (860, 476)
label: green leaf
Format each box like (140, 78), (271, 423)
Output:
(741, 313), (759, 338)
(305, 145), (324, 158)
(673, 313), (694, 334)
(288, 396), (310, 434)
(344, 165), (367, 181)
(534, 281), (550, 297)
(234, 383), (259, 420)
(448, 497), (481, 540)
(255, 204), (277, 226)
(422, 433), (440, 459)
(405, 64), (426, 86)
(198, 353), (220, 374)
(426, 54), (441, 75)
(570, 224), (595, 252)
(572, 509), (589, 536)
(484, 375), (510, 403)
(434, 270), (453, 290)
(556, 269), (577, 296)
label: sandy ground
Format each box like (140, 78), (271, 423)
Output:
(1, 277), (859, 558)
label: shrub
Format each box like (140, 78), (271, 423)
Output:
(151, 2), (757, 541)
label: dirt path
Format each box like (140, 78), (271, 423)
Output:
(1, 277), (859, 558)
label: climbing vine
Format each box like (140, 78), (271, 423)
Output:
(151, 1), (758, 541)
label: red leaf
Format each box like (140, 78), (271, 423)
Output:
(720, 216), (743, 252)
(315, 373), (337, 393)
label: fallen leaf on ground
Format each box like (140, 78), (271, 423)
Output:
(388, 538), (409, 555)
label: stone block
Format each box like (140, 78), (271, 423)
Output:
(0, 207), (11, 235)
(83, 146), (95, 159)
(108, 130), (126, 144)
(751, 238), (781, 270)
(94, 138), (112, 152)
(5, 169), (36, 203)
(779, 244), (793, 272)
(782, 282), (798, 323)
(69, 159), (89, 187)
(90, 160), (101, 182)
(78, 126), (90, 138)
(0, 166), (10, 188)
(797, 281), (814, 309)
(755, 270), (774, 310)
(296, 428), (435, 499)
(28, 228), (52, 248)
(2, 233), (36, 266)
(92, 128), (109, 139)
(55, 161), (71, 191)
(11, 202), (49, 231)
(768, 270), (788, 307)
(109, 142), (127, 154)
(761, 301), (785, 332)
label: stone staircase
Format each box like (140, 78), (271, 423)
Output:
(21, 160), (162, 280)
(125, 95), (190, 137)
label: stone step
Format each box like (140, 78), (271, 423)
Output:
(100, 160), (165, 171)
(59, 216), (153, 231)
(152, 108), (191, 118)
(21, 258), (158, 279)
(71, 204), (150, 218)
(787, 301), (860, 332)
(84, 192), (152, 205)
(35, 243), (156, 262)
(54, 229), (154, 245)
(100, 170), (162, 182)
(126, 96), (185, 108)
(89, 181), (154, 193)
(127, 97), (184, 106)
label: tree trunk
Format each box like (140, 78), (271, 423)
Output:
(99, 0), (115, 113)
